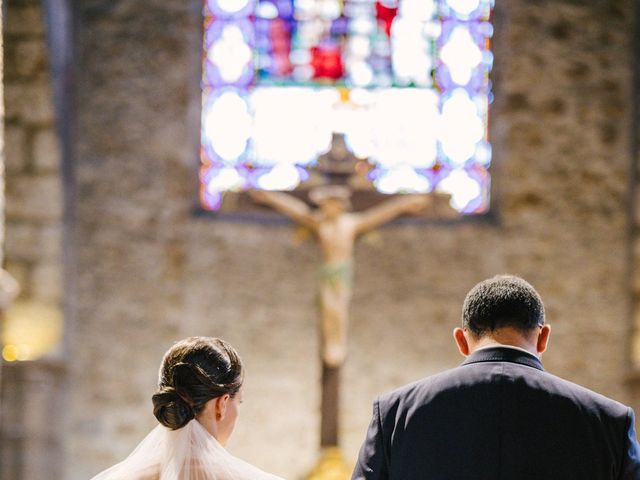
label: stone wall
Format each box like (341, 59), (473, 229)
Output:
(630, 0), (640, 402)
(1, 1), (64, 479)
(3, 0), (62, 311)
(1, 0), (637, 478)
(65, 0), (636, 479)
(0, 361), (65, 479)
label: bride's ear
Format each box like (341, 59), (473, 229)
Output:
(215, 394), (230, 421)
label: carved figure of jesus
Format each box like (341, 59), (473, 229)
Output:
(250, 186), (429, 368)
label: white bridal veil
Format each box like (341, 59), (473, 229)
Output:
(90, 419), (282, 480)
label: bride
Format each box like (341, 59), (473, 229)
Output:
(90, 337), (282, 479)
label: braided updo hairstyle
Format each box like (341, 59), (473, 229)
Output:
(152, 337), (243, 430)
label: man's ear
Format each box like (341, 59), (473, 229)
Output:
(453, 327), (470, 357)
(537, 324), (551, 354)
(215, 394), (230, 421)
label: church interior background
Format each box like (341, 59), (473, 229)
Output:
(0, 0), (639, 478)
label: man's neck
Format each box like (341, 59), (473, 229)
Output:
(472, 338), (539, 358)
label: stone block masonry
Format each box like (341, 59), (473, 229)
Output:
(68, 1), (638, 478)
(3, 0), (62, 306)
(1, 1), (64, 479)
(2, 0), (640, 479)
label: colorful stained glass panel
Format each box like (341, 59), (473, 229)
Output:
(200, 0), (494, 214)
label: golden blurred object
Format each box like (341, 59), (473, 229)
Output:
(1, 301), (62, 361)
(307, 447), (351, 480)
(337, 86), (350, 104)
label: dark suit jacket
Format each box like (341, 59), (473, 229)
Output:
(352, 347), (640, 480)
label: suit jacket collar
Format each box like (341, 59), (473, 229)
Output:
(461, 346), (544, 371)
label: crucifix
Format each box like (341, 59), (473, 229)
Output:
(250, 187), (429, 369)
(250, 186), (429, 460)
(250, 137), (437, 476)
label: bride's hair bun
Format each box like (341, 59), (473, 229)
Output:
(152, 386), (194, 430)
(152, 337), (244, 430)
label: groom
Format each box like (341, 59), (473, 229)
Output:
(352, 275), (640, 479)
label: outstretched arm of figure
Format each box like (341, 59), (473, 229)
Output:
(249, 190), (318, 231)
(353, 194), (430, 235)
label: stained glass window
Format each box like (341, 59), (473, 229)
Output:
(200, 0), (494, 214)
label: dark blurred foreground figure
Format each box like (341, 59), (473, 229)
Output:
(352, 275), (640, 480)
(90, 337), (282, 480)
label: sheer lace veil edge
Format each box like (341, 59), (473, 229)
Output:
(89, 419), (282, 480)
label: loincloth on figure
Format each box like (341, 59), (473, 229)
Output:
(318, 261), (353, 289)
